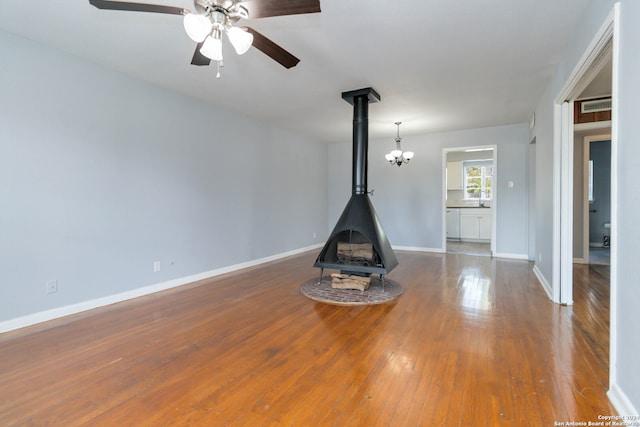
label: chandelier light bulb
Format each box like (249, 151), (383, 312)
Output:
(227, 27), (253, 55)
(391, 149), (402, 158)
(403, 151), (414, 160)
(183, 13), (212, 43)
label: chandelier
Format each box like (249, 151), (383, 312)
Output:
(385, 122), (414, 166)
(183, 2), (254, 78)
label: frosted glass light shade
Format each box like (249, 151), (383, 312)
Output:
(201, 35), (223, 61)
(391, 149), (402, 158)
(403, 151), (414, 160)
(227, 27), (253, 55)
(385, 153), (395, 161)
(183, 13), (212, 43)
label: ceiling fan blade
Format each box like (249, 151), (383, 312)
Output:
(191, 42), (211, 66)
(89, 0), (188, 15)
(243, 26), (300, 69)
(241, 0), (321, 19)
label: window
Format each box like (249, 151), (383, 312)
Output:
(463, 161), (493, 200)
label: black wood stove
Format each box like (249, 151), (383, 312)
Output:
(314, 87), (398, 280)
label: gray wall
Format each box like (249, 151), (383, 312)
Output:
(0, 31), (328, 323)
(614, 0), (640, 413)
(528, 139), (536, 261)
(530, 80), (556, 278)
(532, 0), (640, 415)
(328, 123), (530, 256)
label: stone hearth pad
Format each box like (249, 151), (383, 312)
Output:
(300, 275), (402, 306)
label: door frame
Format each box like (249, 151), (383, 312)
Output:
(553, 6), (616, 305)
(553, 3), (618, 394)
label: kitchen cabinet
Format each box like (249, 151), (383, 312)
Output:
(446, 208), (460, 240)
(447, 161), (463, 190)
(459, 208), (491, 241)
(478, 214), (492, 240)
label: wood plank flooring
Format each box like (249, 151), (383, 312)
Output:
(0, 251), (616, 426)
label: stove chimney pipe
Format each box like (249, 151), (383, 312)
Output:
(341, 88), (380, 196)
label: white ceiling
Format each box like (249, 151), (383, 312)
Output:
(0, 0), (592, 143)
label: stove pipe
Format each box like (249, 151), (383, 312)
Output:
(346, 90), (375, 195)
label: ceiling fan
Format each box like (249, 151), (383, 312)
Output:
(89, 0), (321, 77)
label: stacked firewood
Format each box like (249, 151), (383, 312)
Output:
(330, 242), (375, 290)
(331, 273), (371, 291)
(336, 242), (374, 265)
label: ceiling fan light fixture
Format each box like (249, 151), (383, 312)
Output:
(89, 0), (321, 74)
(226, 26), (253, 55)
(201, 33), (223, 61)
(183, 13), (212, 43)
(236, 5), (249, 20)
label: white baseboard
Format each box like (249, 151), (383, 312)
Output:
(608, 382), (640, 416)
(0, 244), (323, 334)
(395, 248), (528, 260)
(590, 242), (608, 248)
(532, 264), (553, 301)
(493, 252), (529, 260)
(393, 245), (445, 253)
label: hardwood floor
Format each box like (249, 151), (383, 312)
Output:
(0, 251), (615, 426)
(446, 241), (491, 256)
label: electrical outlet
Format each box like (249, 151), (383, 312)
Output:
(46, 280), (58, 294)
(313, 232), (317, 239)
(153, 261), (161, 272)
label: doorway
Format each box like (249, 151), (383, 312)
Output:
(443, 146), (496, 256)
(586, 137), (612, 265)
(555, 20), (614, 304)
(573, 131), (612, 265)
